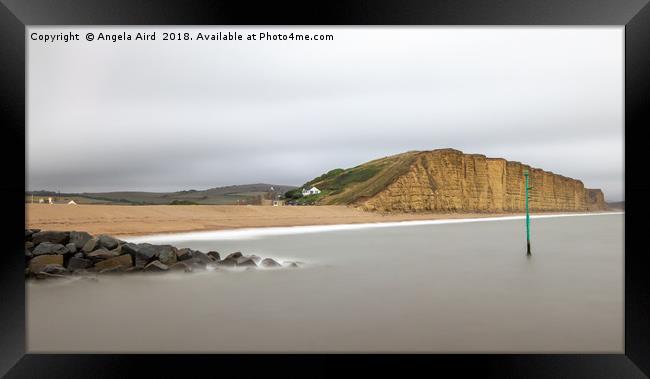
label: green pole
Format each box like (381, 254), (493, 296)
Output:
(524, 171), (531, 256)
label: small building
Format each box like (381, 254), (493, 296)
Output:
(302, 186), (321, 196)
(67, 200), (77, 205)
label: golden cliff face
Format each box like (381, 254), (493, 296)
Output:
(359, 149), (607, 213)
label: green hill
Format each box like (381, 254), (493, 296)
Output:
(286, 151), (421, 205)
(27, 183), (296, 205)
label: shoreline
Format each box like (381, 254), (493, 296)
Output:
(26, 204), (622, 237)
(123, 211), (624, 243)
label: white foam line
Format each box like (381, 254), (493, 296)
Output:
(121, 211), (623, 243)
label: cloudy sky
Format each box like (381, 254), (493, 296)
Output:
(28, 27), (624, 200)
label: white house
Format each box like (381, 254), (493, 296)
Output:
(302, 186), (321, 196)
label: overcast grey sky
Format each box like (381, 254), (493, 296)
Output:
(28, 27), (624, 200)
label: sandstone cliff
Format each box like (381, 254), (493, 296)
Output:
(306, 149), (607, 213)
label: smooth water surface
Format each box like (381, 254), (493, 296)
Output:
(27, 214), (623, 352)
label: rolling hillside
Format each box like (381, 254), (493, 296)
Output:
(27, 183), (296, 205)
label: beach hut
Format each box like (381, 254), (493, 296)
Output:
(67, 200), (77, 205)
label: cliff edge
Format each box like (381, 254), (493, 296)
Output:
(301, 149), (607, 213)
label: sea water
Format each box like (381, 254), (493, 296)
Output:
(27, 213), (623, 352)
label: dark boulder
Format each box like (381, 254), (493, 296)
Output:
(82, 237), (101, 253)
(67, 256), (92, 271)
(65, 243), (77, 254)
(155, 245), (178, 266)
(29, 255), (64, 273)
(74, 252), (84, 258)
(225, 252), (243, 260)
(40, 263), (67, 275)
(144, 260), (168, 272)
(191, 251), (213, 265)
(25, 249), (33, 259)
(35, 272), (67, 280)
(25, 241), (34, 251)
(32, 242), (68, 256)
(123, 243), (159, 268)
(99, 266), (126, 275)
(207, 251), (220, 261)
(98, 235), (120, 250)
(236, 257), (257, 267)
(248, 255), (262, 264)
(25, 229), (34, 240)
(176, 248), (194, 261)
(94, 254), (133, 271)
(32, 231), (69, 245)
(69, 231), (93, 249)
(170, 262), (193, 272)
(86, 248), (119, 261)
(261, 258), (281, 268)
(217, 257), (237, 267)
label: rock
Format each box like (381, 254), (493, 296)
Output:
(170, 262), (193, 272)
(65, 243), (77, 254)
(144, 260), (168, 272)
(217, 257), (237, 267)
(40, 263), (67, 275)
(236, 257), (257, 267)
(67, 256), (92, 271)
(87, 248), (119, 261)
(175, 257), (206, 270)
(94, 254), (132, 271)
(261, 258), (281, 268)
(190, 251), (213, 265)
(82, 237), (101, 253)
(29, 255), (64, 273)
(25, 229), (34, 239)
(74, 252), (84, 258)
(284, 261), (299, 268)
(32, 242), (68, 256)
(207, 251), (220, 261)
(35, 272), (67, 280)
(99, 266), (126, 275)
(110, 245), (123, 255)
(25, 249), (33, 259)
(225, 252), (243, 260)
(32, 231), (69, 245)
(176, 248), (194, 261)
(248, 254), (262, 264)
(25, 241), (34, 251)
(155, 245), (178, 266)
(127, 243), (159, 268)
(98, 235), (120, 250)
(69, 231), (93, 249)
(121, 243), (138, 255)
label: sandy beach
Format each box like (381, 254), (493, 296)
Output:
(25, 203), (610, 236)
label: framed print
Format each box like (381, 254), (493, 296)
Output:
(1, 0), (648, 377)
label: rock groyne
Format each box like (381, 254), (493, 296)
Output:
(25, 229), (296, 280)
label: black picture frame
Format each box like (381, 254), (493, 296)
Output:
(1, 1), (648, 377)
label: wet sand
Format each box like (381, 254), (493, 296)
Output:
(25, 203), (601, 236)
